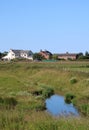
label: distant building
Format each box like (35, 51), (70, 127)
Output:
(57, 52), (77, 60)
(39, 50), (52, 60)
(2, 49), (33, 60)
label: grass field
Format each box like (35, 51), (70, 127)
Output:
(0, 61), (89, 130)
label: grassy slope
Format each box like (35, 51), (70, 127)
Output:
(0, 61), (89, 130)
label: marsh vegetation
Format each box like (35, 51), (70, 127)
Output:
(0, 61), (89, 129)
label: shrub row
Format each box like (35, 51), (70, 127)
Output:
(31, 87), (54, 99)
(0, 97), (17, 109)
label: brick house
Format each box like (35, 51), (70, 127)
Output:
(39, 50), (52, 60)
(57, 52), (77, 60)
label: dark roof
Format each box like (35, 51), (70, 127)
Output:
(58, 53), (77, 56)
(40, 50), (52, 55)
(12, 49), (33, 56)
(12, 50), (21, 56)
(20, 50), (33, 56)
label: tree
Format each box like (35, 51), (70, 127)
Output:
(0, 51), (8, 59)
(52, 54), (58, 60)
(33, 53), (44, 61)
(77, 51), (89, 60)
(85, 51), (89, 56)
(0, 52), (2, 59)
(77, 52), (84, 59)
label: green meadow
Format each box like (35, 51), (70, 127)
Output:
(0, 61), (89, 130)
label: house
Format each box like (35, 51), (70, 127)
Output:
(39, 50), (52, 60)
(57, 52), (77, 60)
(2, 49), (33, 60)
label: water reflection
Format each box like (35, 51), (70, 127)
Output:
(45, 94), (79, 116)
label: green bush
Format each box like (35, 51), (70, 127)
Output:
(42, 87), (54, 98)
(0, 97), (4, 104)
(65, 93), (76, 104)
(70, 77), (77, 84)
(2, 97), (18, 109)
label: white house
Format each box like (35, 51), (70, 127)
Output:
(2, 49), (33, 60)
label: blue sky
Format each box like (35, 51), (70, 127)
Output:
(0, 0), (89, 53)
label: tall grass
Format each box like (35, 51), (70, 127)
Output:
(0, 109), (89, 130)
(0, 61), (89, 129)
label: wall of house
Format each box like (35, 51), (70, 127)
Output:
(3, 50), (15, 60)
(8, 50), (16, 59)
(26, 56), (33, 60)
(21, 53), (27, 58)
(21, 53), (33, 60)
(58, 55), (76, 60)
